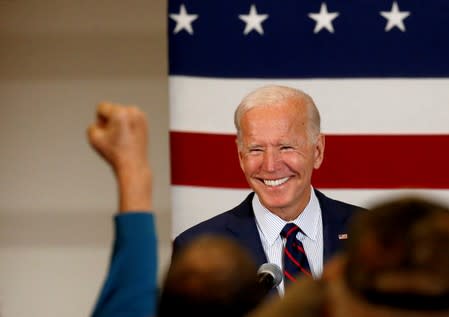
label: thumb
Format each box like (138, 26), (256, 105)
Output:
(87, 124), (107, 154)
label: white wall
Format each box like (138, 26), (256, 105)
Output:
(0, 1), (171, 316)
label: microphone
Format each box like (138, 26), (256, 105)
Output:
(257, 263), (283, 292)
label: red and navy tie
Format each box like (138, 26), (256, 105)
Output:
(280, 223), (312, 284)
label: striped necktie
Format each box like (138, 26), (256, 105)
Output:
(281, 223), (312, 284)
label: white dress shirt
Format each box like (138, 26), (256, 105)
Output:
(252, 187), (323, 295)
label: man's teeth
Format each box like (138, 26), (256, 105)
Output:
(264, 177), (289, 187)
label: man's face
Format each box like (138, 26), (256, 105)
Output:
(237, 101), (324, 220)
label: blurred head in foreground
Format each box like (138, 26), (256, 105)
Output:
(158, 235), (265, 317)
(335, 196), (449, 316)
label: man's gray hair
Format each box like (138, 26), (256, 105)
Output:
(234, 85), (321, 147)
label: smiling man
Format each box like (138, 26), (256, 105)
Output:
(172, 85), (363, 294)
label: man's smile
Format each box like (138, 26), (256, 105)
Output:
(262, 176), (290, 187)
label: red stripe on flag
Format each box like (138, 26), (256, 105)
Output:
(170, 132), (449, 189)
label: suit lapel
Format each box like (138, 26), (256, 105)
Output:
(315, 189), (349, 263)
(225, 193), (268, 267)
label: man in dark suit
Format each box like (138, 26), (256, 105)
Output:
(173, 85), (363, 294)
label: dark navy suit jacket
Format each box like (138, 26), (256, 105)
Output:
(173, 189), (363, 267)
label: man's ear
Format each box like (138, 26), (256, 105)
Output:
(313, 134), (325, 170)
(236, 138), (245, 171)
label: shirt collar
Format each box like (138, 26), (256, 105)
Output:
(253, 187), (321, 246)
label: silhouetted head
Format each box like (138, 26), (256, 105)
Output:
(344, 197), (449, 311)
(158, 235), (265, 317)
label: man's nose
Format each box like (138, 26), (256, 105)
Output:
(262, 148), (280, 171)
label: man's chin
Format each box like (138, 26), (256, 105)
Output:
(257, 196), (289, 212)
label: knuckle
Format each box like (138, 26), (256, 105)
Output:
(128, 105), (146, 122)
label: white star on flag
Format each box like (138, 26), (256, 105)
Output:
(308, 3), (340, 34)
(380, 1), (411, 32)
(169, 4), (199, 35)
(239, 4), (269, 35)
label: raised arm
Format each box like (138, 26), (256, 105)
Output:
(88, 102), (157, 317)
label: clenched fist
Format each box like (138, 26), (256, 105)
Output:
(88, 102), (152, 212)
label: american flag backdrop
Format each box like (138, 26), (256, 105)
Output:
(168, 0), (449, 237)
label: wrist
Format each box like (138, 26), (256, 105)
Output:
(117, 165), (153, 212)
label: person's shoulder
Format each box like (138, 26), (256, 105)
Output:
(178, 209), (235, 236)
(173, 192), (255, 245)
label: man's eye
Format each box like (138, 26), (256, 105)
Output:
(249, 148), (262, 153)
(281, 146), (293, 151)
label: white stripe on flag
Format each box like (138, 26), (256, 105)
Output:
(169, 76), (449, 134)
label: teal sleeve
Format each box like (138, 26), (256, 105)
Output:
(91, 212), (158, 317)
